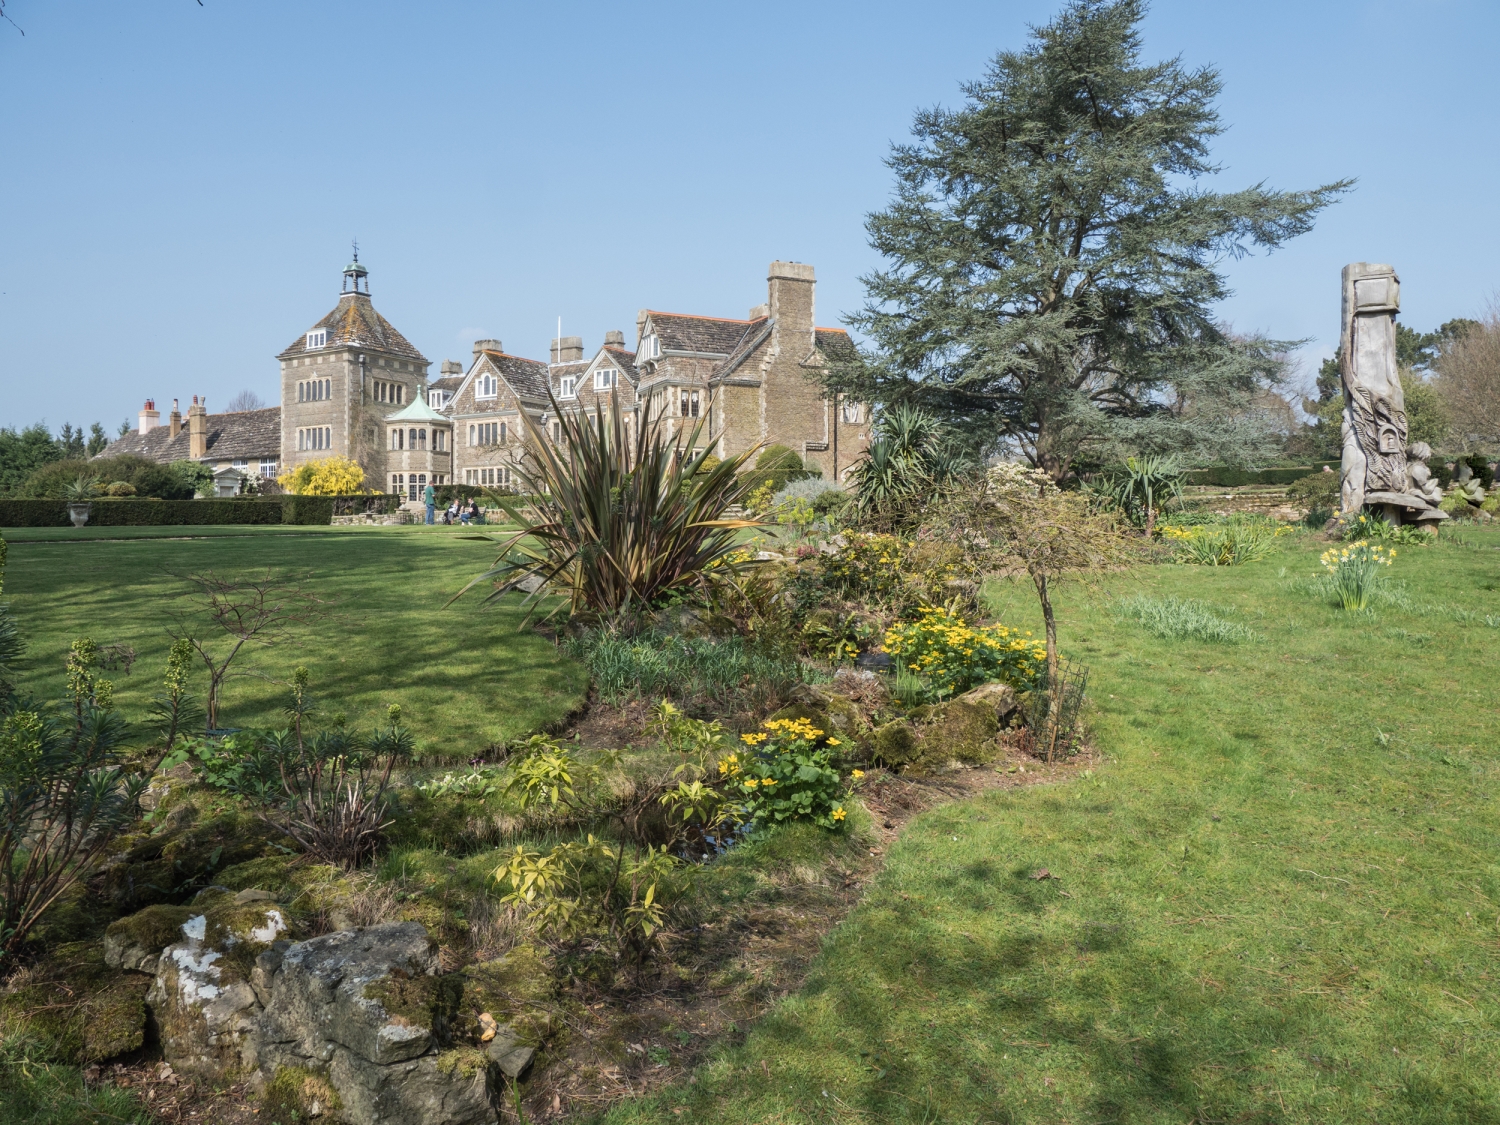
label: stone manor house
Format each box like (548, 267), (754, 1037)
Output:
(103, 257), (870, 500)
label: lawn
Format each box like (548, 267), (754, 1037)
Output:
(1, 523), (584, 754)
(602, 528), (1500, 1124)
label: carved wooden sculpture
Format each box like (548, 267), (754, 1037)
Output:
(1339, 263), (1446, 527)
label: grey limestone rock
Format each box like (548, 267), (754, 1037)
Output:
(249, 922), (493, 1125)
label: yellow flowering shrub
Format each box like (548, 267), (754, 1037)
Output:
(882, 606), (1046, 699)
(717, 717), (859, 831)
(277, 455), (367, 496)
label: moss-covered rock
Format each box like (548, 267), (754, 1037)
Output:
(101, 793), (289, 910)
(0, 941), (149, 1064)
(458, 944), (556, 1046)
(104, 903), (193, 972)
(147, 893), (295, 1075)
(261, 1065), (341, 1123)
(914, 698), (1000, 767)
(870, 719), (922, 768)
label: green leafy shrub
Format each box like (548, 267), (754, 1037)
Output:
(719, 716), (857, 830)
(1286, 471), (1340, 510)
(817, 532), (974, 613)
(1182, 464), (1337, 486)
(0, 498), (290, 528)
(849, 405), (966, 530)
(0, 640), (146, 957)
(882, 606), (1046, 699)
(739, 444), (813, 495)
(1114, 595), (1254, 643)
(1340, 510), (1431, 545)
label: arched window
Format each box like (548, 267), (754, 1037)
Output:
(408, 428), (418, 449)
(469, 424), (476, 447)
(499, 422), (507, 445)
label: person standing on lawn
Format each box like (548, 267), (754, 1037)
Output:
(424, 482), (435, 525)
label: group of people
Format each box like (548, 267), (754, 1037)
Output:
(422, 482), (484, 526)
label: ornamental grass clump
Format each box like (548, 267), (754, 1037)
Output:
(1320, 540), (1396, 611)
(718, 717), (860, 831)
(1160, 516), (1289, 566)
(882, 606), (1046, 699)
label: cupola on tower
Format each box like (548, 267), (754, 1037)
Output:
(277, 251), (431, 489)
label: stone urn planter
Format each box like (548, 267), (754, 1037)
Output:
(67, 501), (92, 527)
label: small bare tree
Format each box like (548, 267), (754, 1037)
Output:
(926, 464), (1135, 758)
(224, 389), (268, 413)
(1435, 309), (1500, 456)
(170, 570), (324, 730)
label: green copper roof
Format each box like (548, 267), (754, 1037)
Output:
(386, 394), (448, 424)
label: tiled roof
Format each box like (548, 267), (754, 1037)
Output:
(648, 312), (756, 356)
(278, 293), (427, 363)
(429, 375), (464, 393)
(716, 318), (773, 379)
(815, 327), (859, 364)
(602, 346), (639, 385)
(99, 407), (282, 465)
(549, 361), (590, 387)
(483, 351), (552, 401)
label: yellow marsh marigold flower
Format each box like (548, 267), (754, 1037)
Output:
(827, 738), (842, 746)
(741, 732), (768, 745)
(831, 807), (846, 821)
(851, 769), (864, 779)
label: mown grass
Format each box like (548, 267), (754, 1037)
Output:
(1, 525), (583, 754)
(600, 527), (1500, 1124)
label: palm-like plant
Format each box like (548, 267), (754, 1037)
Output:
(1091, 455), (1184, 534)
(62, 475), (100, 502)
(849, 404), (966, 528)
(457, 391), (762, 624)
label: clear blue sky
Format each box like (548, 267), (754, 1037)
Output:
(1, 0), (1496, 433)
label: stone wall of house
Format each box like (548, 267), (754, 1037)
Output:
(280, 350), (428, 488)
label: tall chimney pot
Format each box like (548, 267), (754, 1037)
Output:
(473, 339), (502, 358)
(188, 397), (208, 461)
(169, 399), (182, 439)
(550, 336), (584, 364)
(138, 399), (160, 435)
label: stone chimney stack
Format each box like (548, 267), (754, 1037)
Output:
(169, 398), (182, 438)
(767, 261), (815, 356)
(440, 360), (463, 376)
(636, 309), (648, 343)
(138, 399), (160, 435)
(188, 396), (208, 460)
(473, 339), (502, 358)
(550, 336), (584, 364)
(603, 330), (625, 348)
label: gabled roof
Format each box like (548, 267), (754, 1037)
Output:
(428, 375), (464, 394)
(549, 360), (590, 390)
(716, 318), (774, 380)
(278, 293), (427, 363)
(815, 327), (859, 364)
(99, 407), (282, 465)
(646, 311), (758, 356)
(476, 350), (552, 402)
(600, 345), (639, 385)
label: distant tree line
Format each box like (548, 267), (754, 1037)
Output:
(0, 419), (209, 499)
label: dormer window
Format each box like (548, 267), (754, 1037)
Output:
(477, 373), (498, 399)
(594, 368), (617, 391)
(642, 334), (661, 360)
(559, 377), (577, 399)
(306, 329), (327, 349)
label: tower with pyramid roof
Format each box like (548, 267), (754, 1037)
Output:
(277, 254), (434, 490)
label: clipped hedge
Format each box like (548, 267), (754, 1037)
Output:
(1183, 463), (1339, 487)
(0, 499), (290, 528)
(282, 496), (334, 525)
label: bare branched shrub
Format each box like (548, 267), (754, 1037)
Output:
(170, 569), (326, 729)
(1436, 309), (1500, 455)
